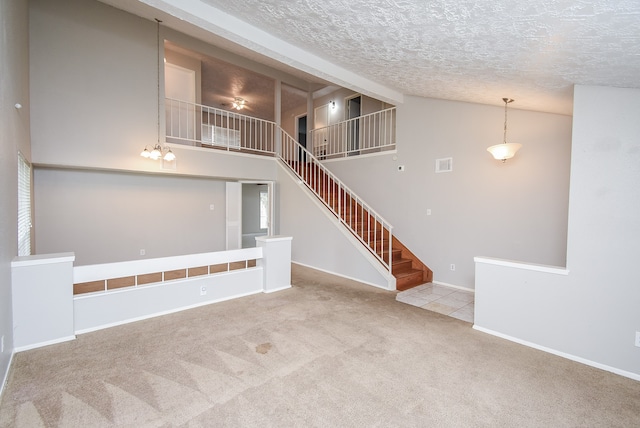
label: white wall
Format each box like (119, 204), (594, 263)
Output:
(277, 164), (391, 289)
(34, 168), (228, 265)
(475, 85), (640, 378)
(0, 0), (30, 390)
(325, 96), (572, 289)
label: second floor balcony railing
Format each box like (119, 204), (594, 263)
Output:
(165, 97), (277, 155)
(309, 107), (396, 159)
(165, 98), (396, 161)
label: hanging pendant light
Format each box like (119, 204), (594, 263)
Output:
(163, 147), (176, 161)
(487, 98), (522, 162)
(140, 18), (176, 163)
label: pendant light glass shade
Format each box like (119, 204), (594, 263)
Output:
(149, 144), (162, 160)
(487, 142), (522, 161)
(163, 148), (176, 161)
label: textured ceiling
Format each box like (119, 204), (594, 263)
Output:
(101, 0), (640, 115)
(198, 0), (640, 115)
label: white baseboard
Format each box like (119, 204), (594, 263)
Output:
(433, 280), (475, 293)
(14, 335), (76, 353)
(0, 351), (15, 399)
(292, 261), (393, 291)
(263, 285), (292, 294)
(473, 325), (640, 382)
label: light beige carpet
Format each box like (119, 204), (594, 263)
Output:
(1, 264), (639, 427)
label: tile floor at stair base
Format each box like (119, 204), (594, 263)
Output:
(396, 283), (474, 323)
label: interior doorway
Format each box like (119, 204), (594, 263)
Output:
(296, 114), (307, 162)
(296, 115), (307, 148)
(239, 181), (275, 248)
(165, 62), (197, 142)
(346, 95), (361, 155)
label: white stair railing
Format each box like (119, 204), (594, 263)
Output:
(309, 107), (396, 159)
(279, 129), (393, 277)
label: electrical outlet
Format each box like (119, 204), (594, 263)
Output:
(200, 286), (207, 296)
(209, 204), (215, 211)
(450, 264), (455, 271)
(140, 249), (146, 256)
(635, 331), (640, 348)
(427, 209), (432, 216)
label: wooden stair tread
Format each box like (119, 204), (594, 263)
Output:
(392, 258), (413, 273)
(394, 268), (423, 279)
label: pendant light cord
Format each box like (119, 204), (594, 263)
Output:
(502, 97), (513, 144)
(156, 18), (162, 146)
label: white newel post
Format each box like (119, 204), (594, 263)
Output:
(11, 253), (76, 351)
(256, 236), (292, 293)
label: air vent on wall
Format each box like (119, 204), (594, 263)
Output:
(435, 157), (453, 173)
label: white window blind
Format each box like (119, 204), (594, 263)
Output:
(18, 153), (31, 256)
(202, 124), (241, 147)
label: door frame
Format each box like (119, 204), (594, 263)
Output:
(345, 94), (362, 154)
(239, 180), (276, 238)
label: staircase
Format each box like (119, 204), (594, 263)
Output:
(163, 97), (432, 290)
(280, 131), (432, 291)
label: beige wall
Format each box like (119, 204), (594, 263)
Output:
(475, 85), (640, 378)
(324, 96), (572, 289)
(29, 0), (278, 181)
(34, 168), (228, 265)
(0, 0), (30, 387)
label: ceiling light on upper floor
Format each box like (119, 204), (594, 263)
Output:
(232, 97), (246, 110)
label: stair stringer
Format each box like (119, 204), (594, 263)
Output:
(277, 161), (396, 290)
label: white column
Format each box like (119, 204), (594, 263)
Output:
(256, 235), (292, 293)
(11, 252), (76, 351)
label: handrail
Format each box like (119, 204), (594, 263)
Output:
(309, 107), (396, 159)
(279, 128), (393, 276)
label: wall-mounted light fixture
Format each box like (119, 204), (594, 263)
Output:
(232, 97), (246, 110)
(141, 18), (175, 163)
(487, 98), (522, 162)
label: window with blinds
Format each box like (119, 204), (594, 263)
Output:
(18, 153), (31, 256)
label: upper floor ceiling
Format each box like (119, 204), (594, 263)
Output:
(99, 0), (640, 116)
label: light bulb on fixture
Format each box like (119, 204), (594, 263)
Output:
(163, 147), (176, 161)
(487, 98), (522, 162)
(149, 144), (162, 160)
